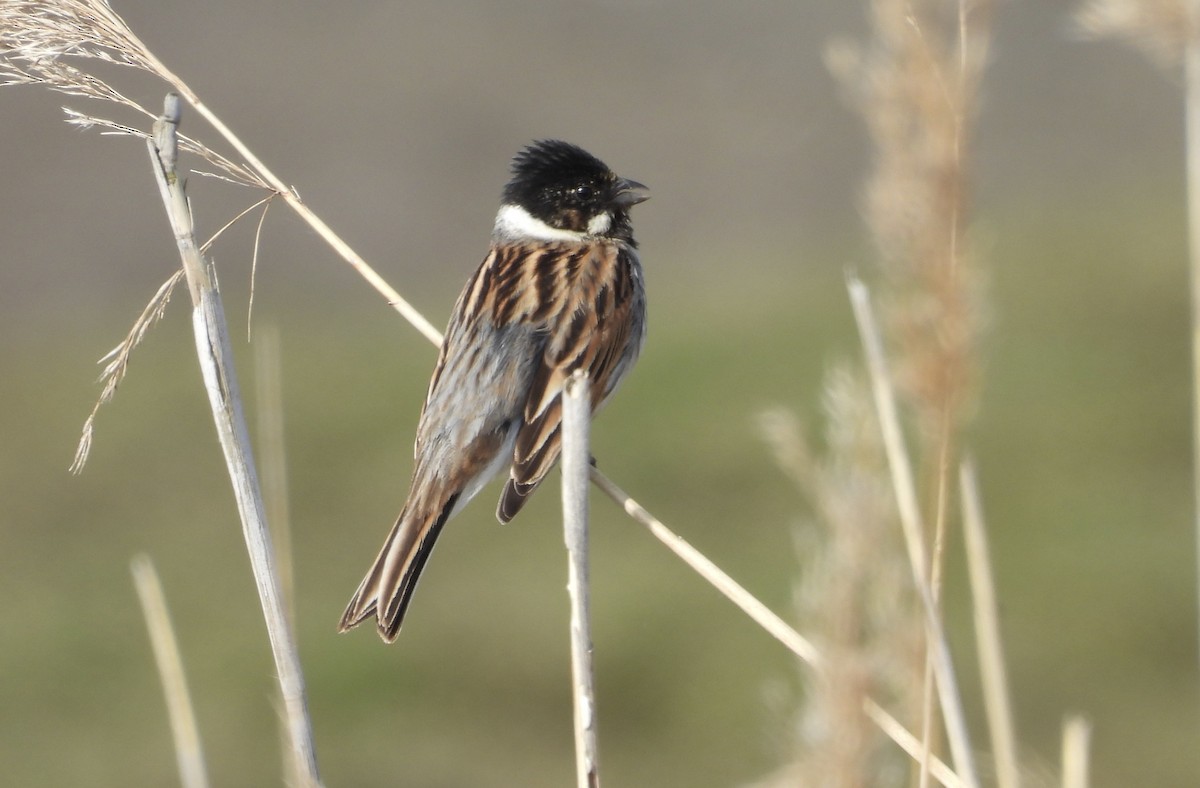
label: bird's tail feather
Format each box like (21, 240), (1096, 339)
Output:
(338, 491), (459, 642)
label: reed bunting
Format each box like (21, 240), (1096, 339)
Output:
(339, 140), (650, 641)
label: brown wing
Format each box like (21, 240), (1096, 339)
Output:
(496, 242), (640, 522)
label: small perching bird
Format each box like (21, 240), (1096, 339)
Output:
(339, 140), (650, 642)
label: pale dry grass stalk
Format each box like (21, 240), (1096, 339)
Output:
(130, 554), (210, 788)
(147, 95), (320, 786)
(589, 469), (821, 669)
(561, 372), (600, 788)
(863, 700), (966, 788)
(851, 278), (978, 787)
(959, 460), (1019, 788)
(598, 452), (964, 787)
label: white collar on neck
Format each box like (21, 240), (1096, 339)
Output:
(493, 204), (588, 242)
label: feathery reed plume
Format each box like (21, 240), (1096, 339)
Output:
(70, 268), (183, 472)
(1, 0), (441, 366)
(0, 0), (265, 186)
(754, 368), (922, 787)
(756, 0), (1001, 784)
(824, 0), (994, 779)
(827, 0), (992, 543)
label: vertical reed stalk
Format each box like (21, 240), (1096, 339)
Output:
(562, 371), (600, 788)
(959, 461), (1019, 788)
(850, 276), (978, 788)
(147, 93), (320, 787)
(131, 555), (210, 788)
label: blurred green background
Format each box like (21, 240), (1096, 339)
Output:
(2, 1), (1197, 786)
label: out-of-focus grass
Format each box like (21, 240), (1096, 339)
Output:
(0, 190), (1197, 785)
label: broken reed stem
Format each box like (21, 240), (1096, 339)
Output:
(130, 555), (210, 788)
(147, 93), (320, 787)
(848, 273), (979, 788)
(562, 371), (600, 788)
(960, 459), (1019, 788)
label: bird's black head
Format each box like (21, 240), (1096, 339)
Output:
(500, 140), (648, 242)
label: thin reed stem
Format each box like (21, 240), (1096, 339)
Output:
(562, 372), (600, 788)
(589, 467), (967, 787)
(131, 555), (210, 788)
(920, 408), (956, 788)
(863, 699), (965, 788)
(848, 274), (979, 788)
(147, 94), (320, 787)
(960, 460), (1020, 788)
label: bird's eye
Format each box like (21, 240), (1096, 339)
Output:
(572, 185), (593, 201)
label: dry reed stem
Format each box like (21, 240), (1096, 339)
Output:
(849, 274), (978, 788)
(863, 699), (965, 788)
(147, 94), (320, 786)
(130, 555), (210, 788)
(960, 459), (1019, 788)
(590, 468), (966, 787)
(588, 468), (821, 669)
(562, 372), (600, 788)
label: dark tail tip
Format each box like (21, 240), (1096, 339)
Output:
(337, 593), (377, 634)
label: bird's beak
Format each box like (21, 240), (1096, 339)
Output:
(611, 177), (650, 208)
